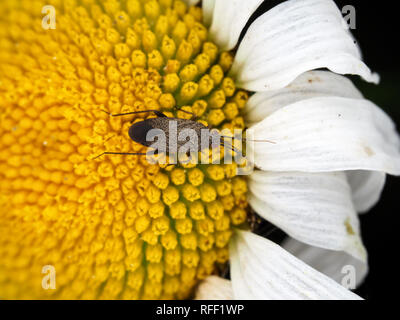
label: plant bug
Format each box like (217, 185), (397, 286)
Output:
(94, 109), (275, 164)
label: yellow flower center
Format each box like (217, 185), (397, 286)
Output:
(0, 0), (249, 299)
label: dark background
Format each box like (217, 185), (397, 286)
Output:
(334, 0), (399, 300)
(247, 0), (399, 299)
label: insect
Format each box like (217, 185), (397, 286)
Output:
(94, 109), (275, 162)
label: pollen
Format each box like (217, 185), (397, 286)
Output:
(0, 0), (249, 300)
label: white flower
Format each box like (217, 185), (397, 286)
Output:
(1, 0), (396, 300)
(189, 0), (400, 300)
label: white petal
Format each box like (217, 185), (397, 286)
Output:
(245, 72), (387, 214)
(202, 0), (215, 27)
(195, 276), (233, 300)
(248, 97), (400, 175)
(208, 0), (265, 51)
(182, 0), (200, 6)
(248, 170), (366, 261)
(282, 237), (368, 288)
(246, 71), (363, 126)
(347, 170), (386, 213)
(231, 0), (379, 91)
(230, 230), (362, 300)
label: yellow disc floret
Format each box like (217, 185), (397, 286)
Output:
(0, 0), (249, 299)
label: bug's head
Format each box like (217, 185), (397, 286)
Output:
(129, 121), (153, 146)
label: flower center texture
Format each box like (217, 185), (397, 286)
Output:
(0, 0), (250, 299)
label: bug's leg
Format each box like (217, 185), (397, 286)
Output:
(176, 150), (191, 165)
(173, 106), (196, 120)
(220, 141), (241, 155)
(93, 152), (148, 160)
(220, 134), (276, 144)
(184, 150), (199, 163)
(103, 134), (117, 143)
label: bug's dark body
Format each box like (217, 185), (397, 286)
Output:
(94, 109), (234, 160)
(129, 117), (219, 153)
(97, 108), (273, 164)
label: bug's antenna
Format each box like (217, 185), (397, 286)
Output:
(101, 109), (167, 118)
(101, 108), (196, 118)
(93, 152), (148, 160)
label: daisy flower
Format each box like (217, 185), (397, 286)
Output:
(0, 0), (398, 300)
